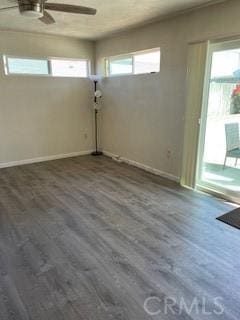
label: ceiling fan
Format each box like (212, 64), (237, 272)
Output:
(0, 0), (97, 24)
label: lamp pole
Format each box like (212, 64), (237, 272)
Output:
(91, 79), (103, 156)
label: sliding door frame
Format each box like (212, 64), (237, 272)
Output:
(196, 39), (240, 204)
(181, 41), (209, 189)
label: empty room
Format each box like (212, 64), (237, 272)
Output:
(0, 0), (240, 319)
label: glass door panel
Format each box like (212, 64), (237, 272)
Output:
(197, 41), (240, 202)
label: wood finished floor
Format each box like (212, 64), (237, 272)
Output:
(0, 155), (239, 320)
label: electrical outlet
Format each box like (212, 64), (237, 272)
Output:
(167, 149), (171, 159)
(84, 133), (88, 140)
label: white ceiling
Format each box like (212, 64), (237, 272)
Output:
(0, 0), (225, 40)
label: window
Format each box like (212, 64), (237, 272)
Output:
(134, 51), (160, 75)
(4, 55), (89, 78)
(106, 48), (160, 76)
(109, 57), (133, 76)
(6, 57), (49, 75)
(51, 59), (88, 78)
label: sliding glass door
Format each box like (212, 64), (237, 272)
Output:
(197, 40), (240, 203)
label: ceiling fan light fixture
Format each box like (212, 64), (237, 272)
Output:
(19, 3), (44, 19)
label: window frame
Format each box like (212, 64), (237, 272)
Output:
(3, 55), (51, 77)
(107, 54), (134, 77)
(105, 48), (160, 77)
(50, 57), (90, 78)
(3, 55), (90, 78)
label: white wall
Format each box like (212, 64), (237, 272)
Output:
(0, 31), (95, 165)
(96, 0), (240, 179)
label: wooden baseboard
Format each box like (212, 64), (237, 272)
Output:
(0, 150), (94, 169)
(103, 150), (180, 182)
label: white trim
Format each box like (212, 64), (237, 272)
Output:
(0, 150), (93, 169)
(103, 151), (179, 182)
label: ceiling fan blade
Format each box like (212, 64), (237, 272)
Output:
(45, 3), (96, 15)
(39, 10), (55, 24)
(0, 5), (18, 12)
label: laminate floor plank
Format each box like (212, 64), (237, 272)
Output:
(0, 155), (239, 320)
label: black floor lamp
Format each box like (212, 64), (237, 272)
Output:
(89, 75), (103, 156)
